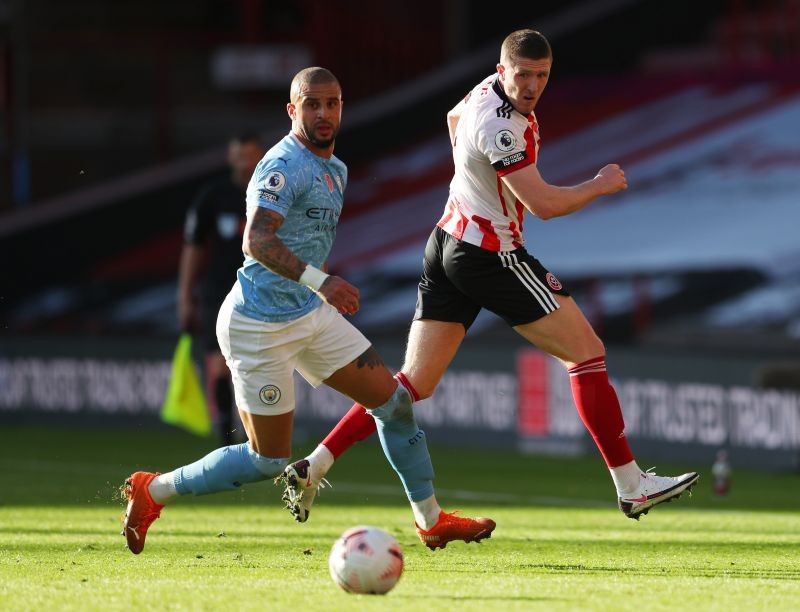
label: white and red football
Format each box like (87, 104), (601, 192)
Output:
(328, 526), (404, 595)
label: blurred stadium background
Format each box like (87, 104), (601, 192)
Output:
(1, 0), (799, 471)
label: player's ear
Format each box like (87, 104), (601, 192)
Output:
(496, 63), (505, 80)
(287, 102), (296, 120)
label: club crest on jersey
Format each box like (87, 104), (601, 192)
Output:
(264, 171), (286, 192)
(259, 385), (281, 405)
(324, 173), (334, 193)
(495, 130), (516, 152)
(546, 273), (562, 291)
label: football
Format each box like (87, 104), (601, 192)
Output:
(328, 526), (404, 594)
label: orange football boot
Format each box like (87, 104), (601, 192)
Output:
(120, 471), (164, 554)
(416, 510), (496, 550)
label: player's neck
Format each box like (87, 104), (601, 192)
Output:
(293, 131), (334, 159)
(496, 79), (532, 118)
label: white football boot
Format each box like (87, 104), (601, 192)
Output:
(274, 459), (328, 523)
(618, 469), (699, 520)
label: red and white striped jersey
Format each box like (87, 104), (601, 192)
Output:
(437, 74), (540, 251)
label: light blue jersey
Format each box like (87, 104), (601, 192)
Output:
(232, 132), (347, 322)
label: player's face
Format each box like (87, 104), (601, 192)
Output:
(497, 55), (551, 116)
(228, 141), (264, 188)
(288, 81), (343, 156)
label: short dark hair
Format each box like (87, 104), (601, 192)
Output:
(289, 67), (340, 102)
(500, 29), (552, 64)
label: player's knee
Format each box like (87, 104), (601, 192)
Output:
(395, 371), (430, 401)
(412, 384), (435, 401)
(356, 371), (404, 409)
(567, 333), (605, 365)
(370, 384), (414, 422)
(588, 337), (606, 360)
(247, 447), (289, 478)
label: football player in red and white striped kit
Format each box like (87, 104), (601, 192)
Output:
(277, 29), (698, 526)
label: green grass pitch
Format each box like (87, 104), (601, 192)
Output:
(1, 424), (799, 611)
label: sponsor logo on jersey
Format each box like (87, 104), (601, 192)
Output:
(495, 130), (516, 152)
(264, 170), (286, 192)
(546, 273), (562, 291)
(306, 207), (339, 221)
(259, 384), (281, 405)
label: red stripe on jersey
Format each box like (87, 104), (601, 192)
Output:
(437, 197), (469, 240)
(526, 115), (540, 163)
(508, 200), (524, 248)
(508, 220), (521, 248)
(472, 214), (501, 251)
(438, 199), (454, 226)
(511, 199), (525, 248)
(496, 176), (508, 216)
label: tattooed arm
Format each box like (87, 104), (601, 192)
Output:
(243, 206), (306, 280)
(243, 206), (360, 314)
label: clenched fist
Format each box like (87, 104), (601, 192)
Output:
(594, 164), (627, 195)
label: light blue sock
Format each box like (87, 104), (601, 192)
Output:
(173, 442), (288, 496)
(369, 384), (435, 502)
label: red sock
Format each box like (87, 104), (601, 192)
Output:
(321, 403), (376, 459)
(568, 356), (634, 468)
(320, 372), (421, 459)
(394, 372), (420, 401)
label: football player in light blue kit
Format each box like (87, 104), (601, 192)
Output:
(120, 67), (495, 554)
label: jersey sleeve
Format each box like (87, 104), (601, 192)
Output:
(183, 183), (214, 245)
(246, 157), (302, 217)
(478, 114), (536, 177)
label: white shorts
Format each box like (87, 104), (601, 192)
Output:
(216, 294), (371, 416)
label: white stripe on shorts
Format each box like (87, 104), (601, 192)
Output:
(499, 252), (558, 313)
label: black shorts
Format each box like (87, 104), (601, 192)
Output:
(414, 226), (570, 330)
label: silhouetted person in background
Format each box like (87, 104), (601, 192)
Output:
(177, 134), (265, 445)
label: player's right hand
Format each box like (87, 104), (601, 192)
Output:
(318, 276), (360, 315)
(594, 163), (627, 195)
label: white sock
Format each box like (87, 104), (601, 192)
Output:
(411, 495), (442, 530)
(148, 471), (179, 505)
(610, 460), (643, 496)
(307, 444), (335, 482)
